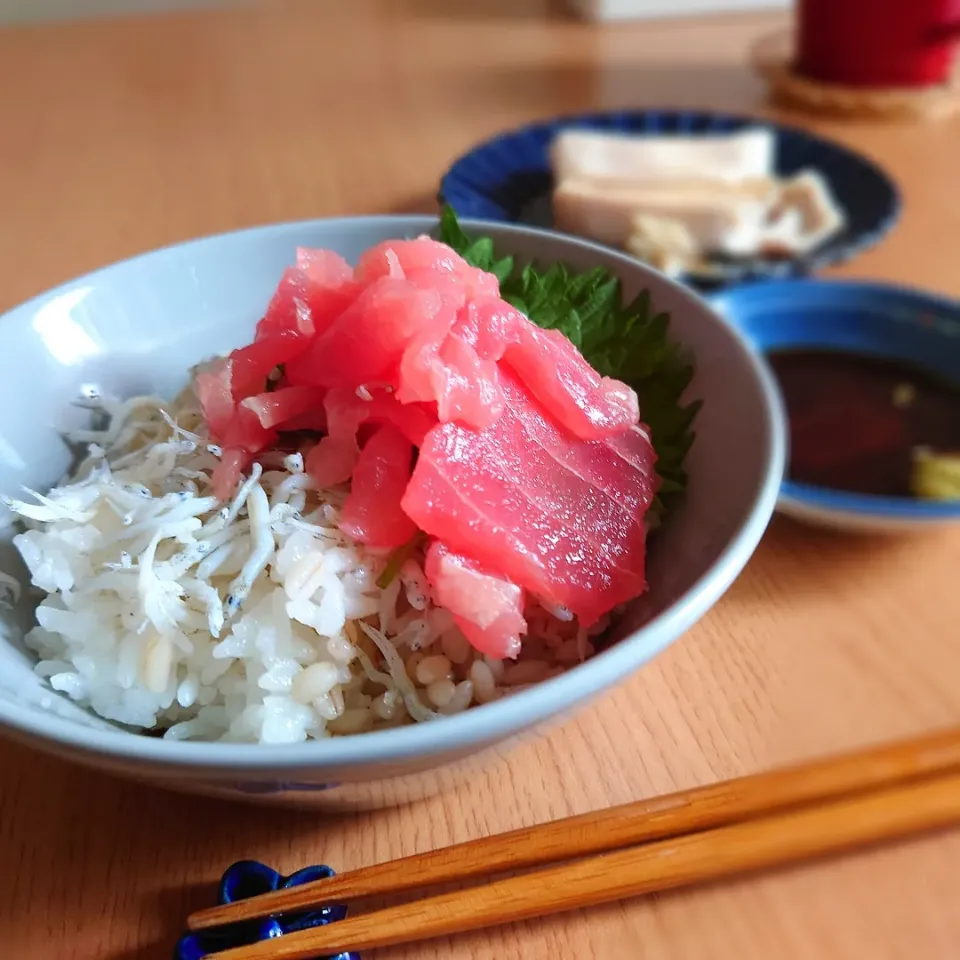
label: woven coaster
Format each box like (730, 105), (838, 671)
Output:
(751, 31), (960, 122)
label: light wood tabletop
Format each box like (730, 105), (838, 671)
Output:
(1, 3), (959, 958)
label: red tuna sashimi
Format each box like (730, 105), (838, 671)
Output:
(393, 297), (510, 428)
(255, 260), (360, 343)
(284, 277), (453, 389)
(255, 269), (315, 342)
(504, 324), (639, 439)
(402, 370), (658, 626)
(339, 425), (418, 548)
(355, 237), (500, 300)
(230, 334), (317, 400)
(296, 247), (353, 285)
(393, 295), (637, 438)
(424, 541), (526, 659)
(209, 386), (325, 499)
(305, 388), (436, 488)
(195, 357), (235, 442)
(239, 385), (327, 431)
(397, 331), (504, 430)
(197, 334), (317, 439)
(457, 298), (639, 440)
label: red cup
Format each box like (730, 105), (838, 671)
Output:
(796, 0), (960, 88)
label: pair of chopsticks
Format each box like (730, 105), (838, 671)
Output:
(190, 725), (960, 958)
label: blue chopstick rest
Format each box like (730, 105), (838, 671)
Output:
(174, 859), (359, 960)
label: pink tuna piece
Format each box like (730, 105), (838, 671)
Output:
(196, 334), (317, 445)
(340, 424), (418, 548)
(355, 237), (500, 300)
(194, 356), (235, 442)
(238, 385), (327, 431)
(229, 333), (317, 401)
(402, 370), (658, 626)
(296, 247), (353, 285)
(462, 298), (640, 440)
(391, 297), (512, 430)
(451, 297), (517, 360)
(505, 324), (639, 439)
(305, 388), (436, 488)
(255, 260), (360, 344)
(284, 276), (453, 390)
(424, 541), (526, 659)
(397, 330), (504, 430)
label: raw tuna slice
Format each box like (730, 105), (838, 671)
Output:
(355, 237), (500, 300)
(194, 357), (235, 442)
(255, 269), (316, 342)
(238, 385), (327, 431)
(196, 334), (317, 444)
(424, 541), (526, 659)
(402, 370), (658, 626)
(503, 323), (639, 440)
(296, 247), (353, 285)
(230, 334), (316, 400)
(255, 258), (360, 343)
(459, 298), (639, 440)
(284, 277), (453, 389)
(397, 331), (504, 430)
(340, 425), (418, 548)
(451, 297), (517, 360)
(305, 388), (436, 488)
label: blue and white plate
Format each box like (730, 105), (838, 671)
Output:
(439, 110), (900, 289)
(711, 279), (960, 532)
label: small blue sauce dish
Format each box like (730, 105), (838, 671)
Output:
(710, 279), (960, 532)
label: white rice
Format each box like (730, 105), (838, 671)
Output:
(3, 382), (606, 744)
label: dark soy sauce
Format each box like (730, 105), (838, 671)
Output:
(767, 348), (960, 497)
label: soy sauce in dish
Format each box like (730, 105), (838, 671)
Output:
(767, 348), (960, 497)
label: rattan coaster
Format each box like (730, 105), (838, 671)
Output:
(751, 31), (960, 121)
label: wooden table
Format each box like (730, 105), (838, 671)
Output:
(1, 3), (959, 958)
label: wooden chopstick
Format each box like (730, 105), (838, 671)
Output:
(189, 724), (960, 932)
(206, 767), (960, 959)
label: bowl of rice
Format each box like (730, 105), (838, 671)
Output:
(0, 216), (784, 808)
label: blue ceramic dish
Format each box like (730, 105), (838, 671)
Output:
(710, 279), (960, 531)
(439, 110), (900, 289)
(174, 860), (358, 960)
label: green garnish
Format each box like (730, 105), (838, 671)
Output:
(376, 531), (428, 589)
(437, 205), (700, 518)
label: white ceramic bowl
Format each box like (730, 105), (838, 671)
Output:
(0, 217), (785, 808)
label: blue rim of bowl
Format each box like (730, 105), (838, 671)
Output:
(0, 214), (786, 773)
(779, 481), (960, 522)
(709, 276), (960, 524)
(438, 109), (902, 289)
